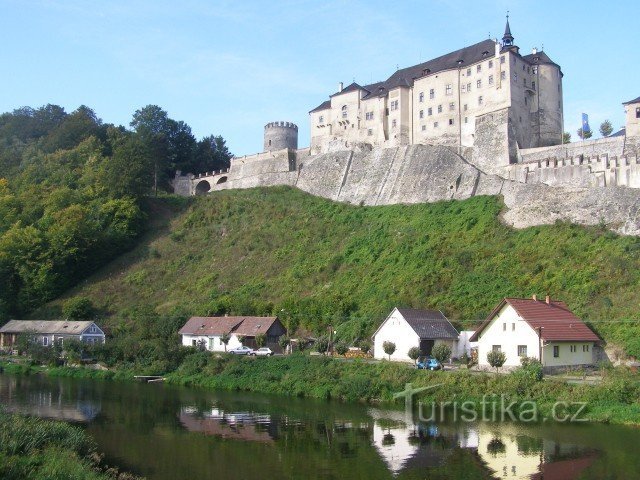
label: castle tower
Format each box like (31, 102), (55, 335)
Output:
(264, 121), (298, 151)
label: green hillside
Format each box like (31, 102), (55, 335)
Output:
(37, 186), (640, 357)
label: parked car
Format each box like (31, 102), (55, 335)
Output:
(416, 357), (442, 371)
(228, 346), (254, 355)
(250, 347), (274, 357)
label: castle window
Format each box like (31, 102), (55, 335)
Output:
(524, 78), (527, 86)
(488, 60), (493, 68)
(434, 121), (439, 128)
(367, 128), (373, 136)
(421, 125), (426, 131)
(419, 92), (424, 102)
(391, 119), (397, 128)
(365, 112), (374, 121)
(268, 140), (272, 146)
(477, 64), (481, 73)
(461, 84), (466, 93)
(464, 117), (468, 123)
(429, 89), (435, 99)
(319, 115), (324, 123)
(636, 107), (640, 118)
(463, 104), (468, 111)
(446, 84), (452, 95)
(488, 75), (494, 85)
(428, 107), (432, 116)
(476, 79), (482, 89)
(448, 118), (454, 126)
(558, 84), (561, 92)
(527, 66), (531, 74)
(532, 66), (538, 74)
(525, 97), (528, 105)
(419, 110), (424, 119)
(478, 96), (483, 106)
(342, 105), (347, 118)
(449, 102), (455, 111)
(532, 81), (536, 90)
(390, 100), (399, 111)
(500, 55), (505, 64)
(501, 71), (506, 80)
(466, 68), (471, 76)
(522, 64), (525, 71)
(467, 82), (471, 92)
(513, 72), (518, 82)
(437, 105), (442, 113)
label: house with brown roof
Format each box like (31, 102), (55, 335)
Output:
(469, 295), (600, 370)
(372, 308), (459, 362)
(178, 316), (286, 352)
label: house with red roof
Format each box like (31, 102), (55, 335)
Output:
(178, 316), (286, 352)
(469, 295), (600, 370)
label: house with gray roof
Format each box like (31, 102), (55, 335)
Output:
(372, 308), (459, 362)
(0, 320), (105, 350)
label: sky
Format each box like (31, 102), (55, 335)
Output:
(0, 0), (637, 156)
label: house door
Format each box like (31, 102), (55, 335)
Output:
(420, 339), (434, 356)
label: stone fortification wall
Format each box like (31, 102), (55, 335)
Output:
(175, 145), (640, 236)
(519, 136), (625, 163)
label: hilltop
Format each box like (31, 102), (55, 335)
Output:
(35, 186), (640, 357)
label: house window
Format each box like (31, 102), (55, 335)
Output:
(446, 84), (452, 95)
(319, 115), (324, 123)
(448, 118), (454, 126)
(192, 339), (197, 346)
(390, 100), (399, 111)
(419, 110), (424, 119)
(500, 55), (505, 64)
(478, 96), (483, 106)
(391, 119), (397, 128)
(517, 345), (527, 357)
(488, 60), (493, 68)
(434, 121), (439, 128)
(341, 105), (347, 118)
(570, 345), (576, 352)
(466, 68), (471, 76)
(477, 64), (481, 73)
(367, 128), (373, 136)
(437, 105), (442, 113)
(428, 107), (432, 116)
(488, 75), (494, 85)
(553, 345), (560, 358)
(501, 71), (506, 80)
(421, 125), (426, 131)
(476, 79), (482, 89)
(419, 92), (424, 102)
(43, 336), (48, 346)
(583, 344), (590, 352)
(365, 112), (374, 121)
(492, 345), (502, 352)
(461, 84), (466, 93)
(429, 89), (435, 99)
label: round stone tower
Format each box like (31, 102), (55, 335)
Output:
(264, 121), (298, 151)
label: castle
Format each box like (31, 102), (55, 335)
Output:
(173, 19), (640, 236)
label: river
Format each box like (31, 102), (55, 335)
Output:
(1, 373), (639, 479)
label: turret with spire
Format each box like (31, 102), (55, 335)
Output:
(501, 12), (519, 53)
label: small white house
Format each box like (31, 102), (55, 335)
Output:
(470, 296), (600, 370)
(178, 316), (287, 352)
(0, 320), (105, 349)
(372, 308), (459, 362)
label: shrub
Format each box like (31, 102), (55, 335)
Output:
(407, 346), (421, 365)
(278, 336), (290, 352)
(255, 333), (266, 348)
(335, 342), (349, 356)
(316, 337), (330, 355)
(432, 343), (452, 364)
(487, 350), (507, 372)
(382, 341), (396, 360)
(62, 297), (94, 320)
(359, 341), (371, 354)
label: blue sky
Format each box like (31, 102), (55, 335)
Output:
(1, 0), (637, 155)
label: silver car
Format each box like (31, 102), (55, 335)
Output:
(250, 347), (274, 356)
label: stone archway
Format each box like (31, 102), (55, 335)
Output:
(195, 180), (211, 195)
(216, 176), (228, 185)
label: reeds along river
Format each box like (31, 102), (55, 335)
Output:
(1, 373), (639, 480)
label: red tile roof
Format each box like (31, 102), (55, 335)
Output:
(470, 298), (600, 342)
(178, 316), (279, 337)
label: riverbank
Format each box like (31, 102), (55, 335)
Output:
(0, 409), (140, 480)
(4, 353), (640, 426)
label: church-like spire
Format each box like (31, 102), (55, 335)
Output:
(502, 12), (514, 47)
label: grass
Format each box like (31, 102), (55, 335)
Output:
(32, 186), (640, 356)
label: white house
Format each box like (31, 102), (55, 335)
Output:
(0, 320), (105, 349)
(372, 308), (459, 362)
(470, 295), (600, 370)
(178, 316), (287, 352)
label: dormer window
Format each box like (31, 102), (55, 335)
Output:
(341, 105), (347, 118)
(319, 115), (324, 123)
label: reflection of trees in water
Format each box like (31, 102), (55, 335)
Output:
(487, 437), (507, 456)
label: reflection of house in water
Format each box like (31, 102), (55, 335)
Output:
(179, 406), (277, 443)
(0, 376), (100, 422)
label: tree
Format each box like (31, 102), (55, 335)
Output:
(576, 127), (592, 140)
(236, 335), (245, 346)
(335, 341), (349, 356)
(599, 120), (613, 137)
(62, 297), (94, 320)
(562, 132), (571, 143)
(487, 350), (507, 373)
(315, 336), (330, 355)
(432, 343), (452, 364)
(359, 341), (371, 355)
(220, 333), (230, 352)
(407, 346), (421, 366)
(193, 135), (232, 173)
(278, 336), (290, 354)
(255, 333), (266, 348)
(382, 341), (396, 360)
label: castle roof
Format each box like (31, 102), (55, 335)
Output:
(522, 50), (560, 69)
(309, 100), (331, 113)
(330, 82), (365, 97)
(623, 96), (640, 105)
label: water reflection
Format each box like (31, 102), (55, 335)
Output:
(1, 373), (636, 480)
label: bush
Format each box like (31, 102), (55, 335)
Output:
(487, 350), (507, 372)
(359, 341), (371, 354)
(432, 343), (452, 364)
(382, 341), (396, 360)
(315, 337), (330, 355)
(335, 342), (349, 356)
(62, 297), (95, 320)
(407, 346), (421, 365)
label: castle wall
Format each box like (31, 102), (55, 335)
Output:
(264, 122), (298, 151)
(519, 136), (625, 163)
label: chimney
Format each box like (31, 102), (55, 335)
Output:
(532, 294), (538, 301)
(532, 47), (538, 55)
(338, 82), (343, 92)
(546, 295), (551, 304)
